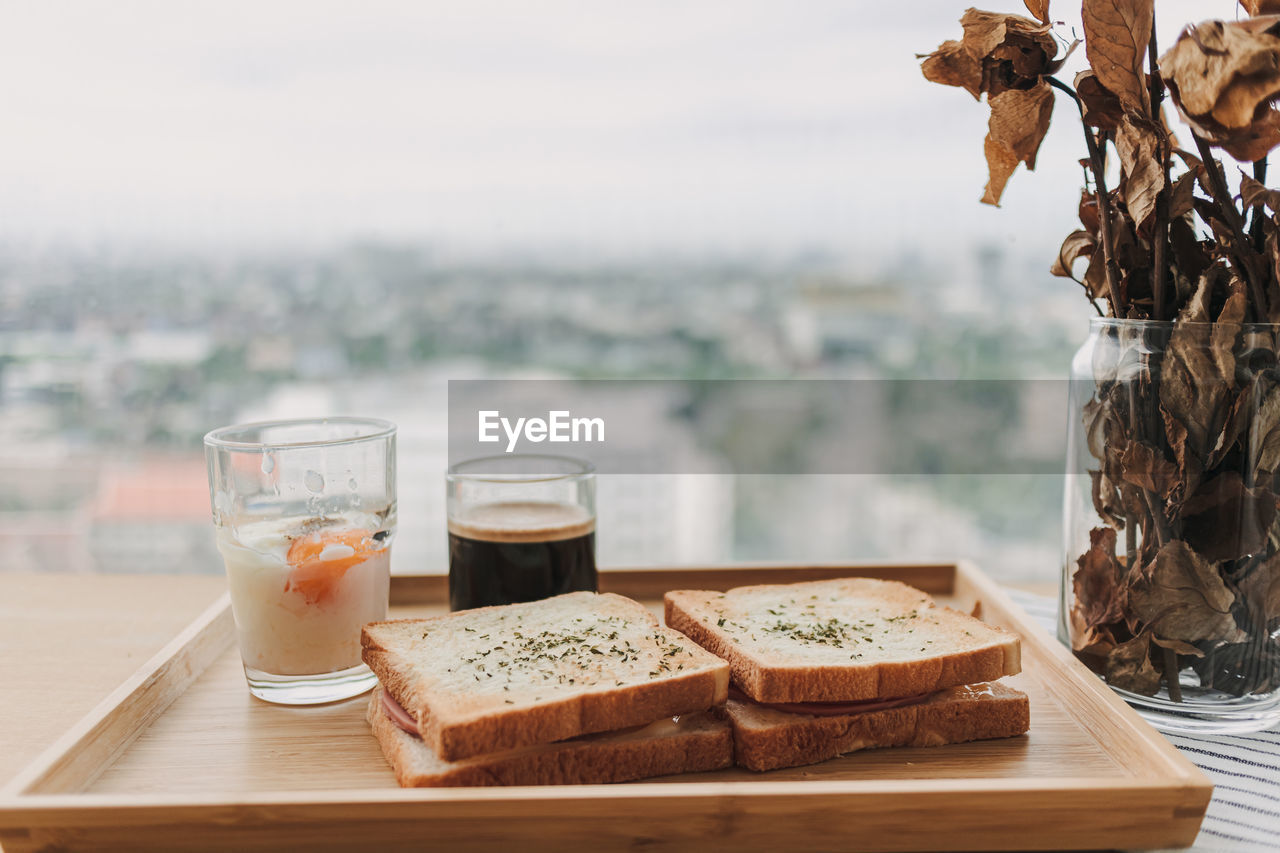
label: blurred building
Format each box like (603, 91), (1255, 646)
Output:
(783, 274), (916, 370)
(88, 455), (217, 574)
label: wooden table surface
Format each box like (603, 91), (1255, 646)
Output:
(0, 572), (226, 787)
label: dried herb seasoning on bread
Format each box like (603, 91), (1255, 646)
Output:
(362, 591), (729, 762)
(665, 576), (1028, 772)
(664, 577), (1021, 704)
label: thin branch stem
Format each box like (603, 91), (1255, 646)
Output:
(1152, 204), (1170, 320)
(1047, 76), (1125, 316)
(1148, 17), (1170, 321)
(1192, 133), (1268, 318)
(1146, 18), (1161, 117)
(1162, 644), (1183, 702)
(1093, 130), (1125, 317)
(1124, 380), (1165, 551)
(1252, 158), (1268, 251)
(1125, 512), (1137, 566)
(1142, 489), (1166, 547)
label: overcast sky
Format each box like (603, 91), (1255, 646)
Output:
(0, 1), (1227, 258)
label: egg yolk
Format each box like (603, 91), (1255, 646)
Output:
(285, 528), (379, 605)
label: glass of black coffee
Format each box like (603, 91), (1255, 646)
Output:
(446, 454), (596, 611)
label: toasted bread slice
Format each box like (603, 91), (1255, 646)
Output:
(722, 681), (1030, 771)
(664, 578), (1020, 703)
(367, 688), (732, 787)
(362, 591), (730, 762)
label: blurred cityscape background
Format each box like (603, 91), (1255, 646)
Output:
(0, 242), (1079, 582)
(0, 0), (1215, 583)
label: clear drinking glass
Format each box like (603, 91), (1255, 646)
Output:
(204, 417), (396, 705)
(446, 454), (596, 611)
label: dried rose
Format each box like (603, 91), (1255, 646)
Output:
(1160, 19), (1280, 160)
(920, 9), (1064, 205)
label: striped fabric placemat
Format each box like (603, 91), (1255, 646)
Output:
(1005, 588), (1280, 853)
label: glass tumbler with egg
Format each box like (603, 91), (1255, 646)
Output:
(204, 417), (396, 704)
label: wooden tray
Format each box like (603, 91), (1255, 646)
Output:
(0, 562), (1211, 852)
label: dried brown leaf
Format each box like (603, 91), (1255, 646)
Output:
(1160, 402), (1203, 503)
(1071, 617), (1118, 659)
(1101, 191), (1140, 271)
(1106, 633), (1161, 694)
(1216, 110), (1280, 161)
(1074, 70), (1125, 130)
(1239, 552), (1280, 623)
(1082, 0), (1153, 114)
(961, 9), (1021, 59)
(1181, 472), (1277, 562)
(1241, 172), (1280, 214)
(1082, 397), (1107, 460)
(1167, 171), (1197, 220)
(1079, 190), (1101, 231)
(1090, 469), (1128, 528)
(1128, 540), (1245, 644)
(1239, 15), (1280, 37)
(1160, 271), (1240, 469)
(1083, 394), (1128, 460)
(981, 81), (1054, 206)
(1194, 198), (1241, 254)
(1175, 146), (1205, 170)
(1073, 527), (1127, 633)
(960, 9), (1054, 58)
(1159, 104), (1182, 149)
(1051, 229), (1097, 277)
(1174, 98), (1280, 161)
(1168, 217), (1212, 302)
(1246, 380), (1280, 473)
(921, 40), (983, 100)
(1082, 246), (1109, 301)
(1160, 21), (1280, 129)
(1222, 284), (1249, 324)
(1241, 1), (1280, 17)
(1119, 440), (1179, 497)
(962, 9), (1059, 97)
(989, 42), (1052, 86)
(920, 10), (1057, 99)
(1185, 266), (1215, 322)
(1024, 0), (1051, 24)
(989, 82), (1055, 169)
(1270, 231), (1280, 323)
(1118, 482), (1148, 523)
(982, 136), (1020, 207)
(1048, 38), (1082, 76)
(1115, 115), (1166, 227)
(1151, 635), (1205, 658)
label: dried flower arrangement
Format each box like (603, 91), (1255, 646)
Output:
(920, 2), (1280, 699)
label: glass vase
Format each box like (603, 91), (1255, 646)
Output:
(1061, 318), (1280, 734)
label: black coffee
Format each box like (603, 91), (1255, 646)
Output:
(448, 501), (597, 611)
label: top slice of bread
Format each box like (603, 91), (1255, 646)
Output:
(362, 591), (730, 762)
(664, 578), (1020, 703)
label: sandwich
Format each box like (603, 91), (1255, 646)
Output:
(663, 577), (1030, 771)
(361, 590), (733, 786)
